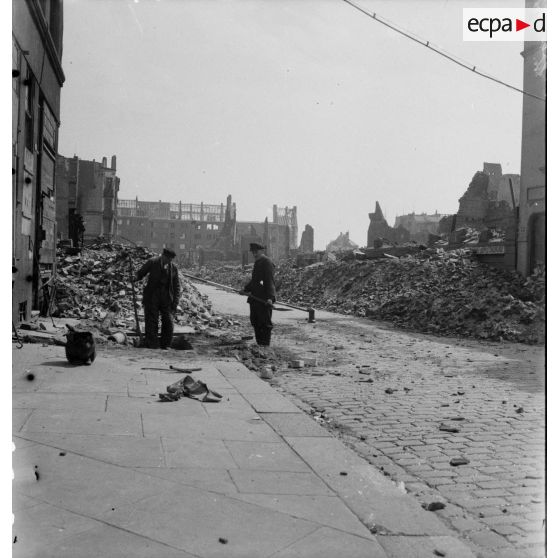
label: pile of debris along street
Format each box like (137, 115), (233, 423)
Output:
(54, 242), (228, 336)
(197, 249), (545, 344)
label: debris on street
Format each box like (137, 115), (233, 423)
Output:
(53, 242), (230, 344)
(196, 251), (545, 344)
(159, 375), (223, 403)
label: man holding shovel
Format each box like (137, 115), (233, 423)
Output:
(134, 248), (180, 349)
(239, 243), (276, 348)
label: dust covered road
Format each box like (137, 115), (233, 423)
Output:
(197, 282), (545, 558)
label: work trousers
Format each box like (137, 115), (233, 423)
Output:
(249, 302), (273, 346)
(144, 288), (174, 349)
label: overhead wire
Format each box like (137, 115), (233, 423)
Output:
(340, 0), (546, 103)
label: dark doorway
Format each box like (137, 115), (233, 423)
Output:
(529, 213), (546, 274)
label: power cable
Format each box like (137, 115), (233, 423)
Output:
(341, 0), (546, 102)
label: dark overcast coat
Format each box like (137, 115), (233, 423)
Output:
(243, 255), (276, 303)
(136, 256), (180, 307)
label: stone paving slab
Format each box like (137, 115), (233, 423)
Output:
(13, 443), (173, 518)
(286, 436), (452, 536)
(229, 469), (334, 495)
(215, 361), (256, 379)
(242, 391), (302, 413)
(162, 436), (239, 469)
(12, 344), (475, 558)
(260, 412), (332, 437)
(101, 482), (322, 558)
(13, 393), (108, 412)
(19, 432), (166, 468)
(13, 501), (99, 558)
(134, 466), (240, 495)
(228, 494), (374, 538)
(270, 526), (388, 558)
(19, 409), (142, 436)
(377, 535), (476, 557)
(224, 440), (312, 472)
(107, 395), (210, 418)
(141, 413), (282, 441)
(39, 523), (198, 558)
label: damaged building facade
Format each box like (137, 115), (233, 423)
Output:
(116, 196), (297, 265)
(56, 154), (120, 245)
(117, 196), (236, 265)
(299, 224), (314, 253)
(455, 163), (520, 232)
(395, 211), (449, 245)
(367, 202), (410, 247)
(12, 0), (65, 323)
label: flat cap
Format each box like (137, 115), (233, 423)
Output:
(162, 248), (176, 258)
(249, 243), (266, 251)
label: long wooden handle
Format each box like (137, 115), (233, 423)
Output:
(129, 260), (143, 339)
(183, 272), (308, 311)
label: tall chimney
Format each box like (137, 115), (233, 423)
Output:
(111, 155), (117, 170)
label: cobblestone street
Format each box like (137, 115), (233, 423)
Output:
(198, 284), (546, 558)
(272, 317), (545, 558)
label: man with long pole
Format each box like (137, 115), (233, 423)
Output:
(239, 243), (276, 348)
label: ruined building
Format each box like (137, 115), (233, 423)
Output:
(117, 196), (236, 265)
(13, 0), (65, 323)
(367, 202), (391, 246)
(116, 196), (294, 264)
(482, 162), (520, 208)
(235, 217), (291, 263)
(367, 202), (410, 247)
(455, 172), (490, 229)
(56, 155), (120, 244)
(299, 224), (314, 253)
(273, 205), (298, 250)
(455, 164), (520, 233)
(326, 232), (358, 253)
(394, 211), (449, 244)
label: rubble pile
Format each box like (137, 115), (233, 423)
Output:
(197, 251), (545, 344)
(276, 250), (545, 344)
(54, 243), (223, 331)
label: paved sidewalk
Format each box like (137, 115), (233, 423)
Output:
(12, 343), (476, 558)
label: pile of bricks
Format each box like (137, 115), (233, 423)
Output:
(196, 250), (545, 344)
(54, 242), (224, 331)
(276, 249), (545, 344)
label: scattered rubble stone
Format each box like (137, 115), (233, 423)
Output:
(439, 424), (460, 433)
(423, 502), (446, 511)
(54, 243), (226, 340)
(196, 251), (545, 344)
(449, 457), (470, 466)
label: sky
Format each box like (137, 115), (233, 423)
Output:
(57, 0), (529, 249)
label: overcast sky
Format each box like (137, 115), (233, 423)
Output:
(57, 0), (528, 249)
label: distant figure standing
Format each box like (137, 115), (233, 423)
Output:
(135, 248), (180, 349)
(240, 243), (276, 347)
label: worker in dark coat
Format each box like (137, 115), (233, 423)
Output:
(135, 248), (180, 349)
(240, 243), (276, 346)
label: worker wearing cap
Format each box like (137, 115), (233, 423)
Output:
(135, 248), (181, 349)
(240, 243), (276, 346)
